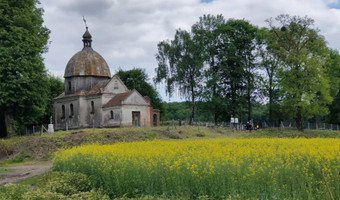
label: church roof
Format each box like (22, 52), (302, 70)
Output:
(64, 27), (111, 78)
(87, 80), (110, 95)
(103, 91), (133, 107)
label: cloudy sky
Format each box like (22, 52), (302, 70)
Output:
(39, 0), (340, 101)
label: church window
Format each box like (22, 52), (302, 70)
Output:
(91, 101), (94, 114)
(110, 110), (114, 119)
(68, 81), (71, 91)
(70, 104), (74, 117)
(61, 105), (65, 119)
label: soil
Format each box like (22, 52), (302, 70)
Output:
(0, 162), (52, 185)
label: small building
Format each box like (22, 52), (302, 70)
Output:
(53, 27), (160, 130)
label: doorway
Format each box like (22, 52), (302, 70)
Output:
(132, 111), (140, 127)
(153, 114), (157, 126)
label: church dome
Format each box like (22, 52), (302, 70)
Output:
(64, 27), (111, 78)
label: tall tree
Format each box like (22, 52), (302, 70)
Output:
(192, 14), (226, 124)
(117, 68), (164, 113)
(325, 49), (340, 124)
(257, 28), (282, 123)
(266, 14), (332, 131)
(155, 29), (204, 125)
(0, 0), (50, 137)
(217, 19), (258, 121)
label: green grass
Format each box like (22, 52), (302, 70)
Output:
(0, 168), (14, 174)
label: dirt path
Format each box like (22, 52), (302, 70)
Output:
(0, 162), (52, 185)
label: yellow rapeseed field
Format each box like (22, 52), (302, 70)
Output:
(53, 138), (339, 199)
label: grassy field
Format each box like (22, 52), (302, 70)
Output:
(0, 127), (339, 199)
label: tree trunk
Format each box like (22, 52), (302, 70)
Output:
(296, 106), (303, 132)
(4, 112), (15, 137)
(0, 110), (7, 138)
(189, 87), (195, 126)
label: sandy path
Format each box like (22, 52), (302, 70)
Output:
(0, 162), (52, 185)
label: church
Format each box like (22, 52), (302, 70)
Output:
(53, 27), (160, 130)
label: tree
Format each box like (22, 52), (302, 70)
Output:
(192, 14), (227, 124)
(266, 14), (332, 131)
(217, 19), (258, 121)
(38, 74), (64, 124)
(117, 68), (164, 114)
(257, 28), (283, 123)
(325, 49), (340, 124)
(155, 29), (204, 125)
(0, 0), (50, 137)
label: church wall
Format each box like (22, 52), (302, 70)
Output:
(84, 96), (103, 128)
(65, 76), (109, 95)
(120, 105), (152, 127)
(104, 77), (128, 94)
(102, 107), (122, 127)
(53, 97), (80, 130)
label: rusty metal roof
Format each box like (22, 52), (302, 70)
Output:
(64, 47), (111, 78)
(64, 28), (111, 78)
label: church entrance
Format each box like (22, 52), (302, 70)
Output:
(132, 111), (140, 127)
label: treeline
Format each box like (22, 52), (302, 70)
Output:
(155, 14), (340, 131)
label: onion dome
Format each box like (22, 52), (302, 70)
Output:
(64, 27), (111, 78)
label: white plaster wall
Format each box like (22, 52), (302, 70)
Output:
(104, 76), (128, 94)
(102, 107), (122, 127)
(121, 105), (150, 126)
(124, 92), (148, 105)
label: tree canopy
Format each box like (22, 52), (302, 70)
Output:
(155, 14), (338, 131)
(0, 0), (50, 137)
(117, 68), (164, 114)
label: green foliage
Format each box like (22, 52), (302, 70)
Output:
(0, 0), (50, 137)
(0, 172), (109, 200)
(155, 27), (205, 125)
(40, 171), (92, 195)
(0, 184), (27, 200)
(267, 14), (332, 131)
(117, 68), (164, 113)
(39, 74), (64, 124)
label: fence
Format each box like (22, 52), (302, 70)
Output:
(21, 124), (49, 136)
(160, 120), (340, 131)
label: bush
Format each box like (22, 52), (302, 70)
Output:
(0, 184), (27, 200)
(41, 171), (92, 195)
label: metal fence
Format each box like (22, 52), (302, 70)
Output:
(160, 120), (340, 131)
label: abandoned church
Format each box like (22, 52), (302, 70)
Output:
(53, 27), (160, 130)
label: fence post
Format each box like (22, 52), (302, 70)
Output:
(33, 126), (35, 134)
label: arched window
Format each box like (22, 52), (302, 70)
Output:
(61, 105), (65, 119)
(91, 101), (94, 114)
(68, 81), (71, 91)
(110, 110), (114, 119)
(70, 104), (74, 117)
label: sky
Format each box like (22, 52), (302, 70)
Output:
(39, 0), (340, 101)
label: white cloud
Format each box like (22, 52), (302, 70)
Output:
(39, 0), (340, 101)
